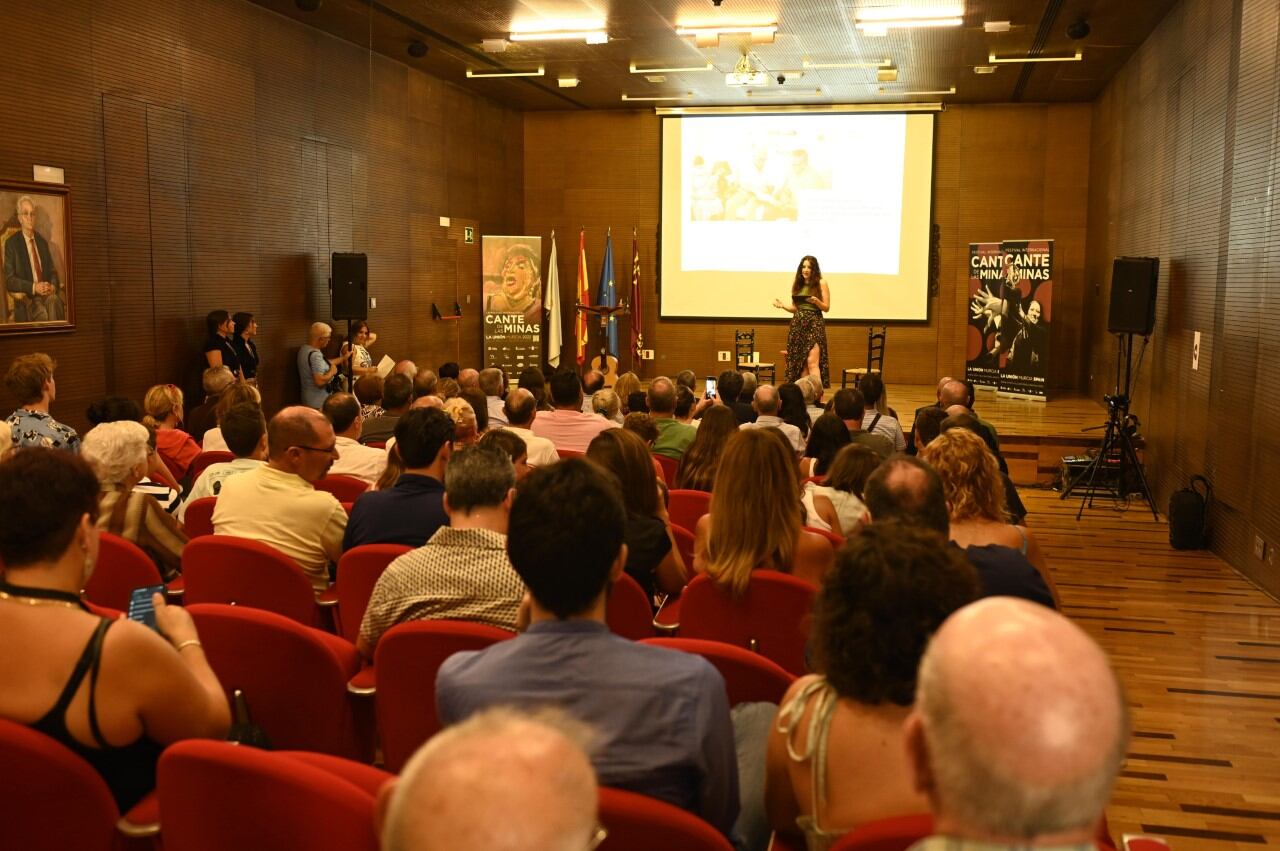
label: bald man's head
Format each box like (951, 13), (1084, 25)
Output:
(939, 380), (968, 409)
(647, 376), (676, 415)
(753, 384), (780, 415)
(935, 376), (953, 400)
(381, 708), (598, 851)
(458, 368), (480, 391)
(908, 598), (1129, 843)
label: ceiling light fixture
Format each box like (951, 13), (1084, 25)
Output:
(466, 66), (546, 78)
(558, 77), (580, 88)
(509, 28), (608, 44)
(983, 20), (1011, 33)
(880, 85), (956, 95)
(854, 5), (963, 35)
(877, 66), (898, 82)
(675, 24), (777, 47)
(746, 88), (822, 98)
(988, 49), (1082, 64)
(481, 39), (508, 53)
(973, 65), (997, 74)
(802, 59), (891, 70)
(621, 93), (692, 102)
(629, 62), (715, 74)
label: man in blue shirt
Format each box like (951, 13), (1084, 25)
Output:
(436, 459), (741, 844)
(342, 408), (452, 549)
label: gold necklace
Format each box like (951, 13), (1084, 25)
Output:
(0, 589), (80, 609)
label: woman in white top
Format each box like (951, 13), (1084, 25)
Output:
(348, 321), (379, 378)
(802, 444), (882, 537)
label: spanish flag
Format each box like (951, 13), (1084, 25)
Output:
(575, 228), (590, 366)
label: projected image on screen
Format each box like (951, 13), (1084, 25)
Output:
(661, 112), (934, 321)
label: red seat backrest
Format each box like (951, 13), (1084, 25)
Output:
(640, 637), (795, 706)
(188, 451), (235, 484)
(667, 489), (710, 534)
(374, 620), (514, 773)
(828, 814), (933, 851)
(183, 496), (218, 539)
(606, 572), (654, 640)
(335, 544), (412, 644)
(83, 532), (163, 612)
(158, 739), (386, 851)
(652, 453), (678, 486)
(670, 525), (696, 577)
(182, 535), (318, 626)
(315, 475), (370, 503)
(187, 604), (362, 758)
(0, 718), (119, 851)
(557, 447), (585, 460)
(597, 787), (733, 851)
(678, 571), (816, 676)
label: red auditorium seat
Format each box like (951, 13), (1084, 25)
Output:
(314, 474), (370, 503)
(158, 739), (388, 851)
(666, 489), (711, 534)
(186, 450), (234, 484)
(640, 637), (795, 706)
(827, 814), (933, 851)
(597, 787), (733, 851)
(606, 571), (654, 640)
(0, 717), (157, 850)
(652, 452), (678, 486)
(374, 620), (514, 772)
(83, 532), (181, 611)
(677, 571), (817, 676)
(187, 603), (363, 759)
(182, 535), (320, 626)
(334, 544), (411, 644)
(182, 496), (217, 538)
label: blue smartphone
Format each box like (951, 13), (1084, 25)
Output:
(127, 585), (166, 631)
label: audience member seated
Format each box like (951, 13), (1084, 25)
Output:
(736, 370), (759, 424)
(354, 374), (384, 420)
(437, 460), (741, 842)
(81, 421), (189, 580)
(344, 408), (453, 550)
(581, 369), (605, 414)
(919, 430), (1057, 605)
(437, 378), (461, 400)
(458, 367), (479, 392)
(675, 405), (738, 492)
(477, 429), (530, 480)
(739, 385), (804, 455)
(361, 373), (413, 445)
(626, 390), (648, 415)
(939, 411), (1025, 523)
(298, 322), (351, 410)
(530, 369), (617, 452)
(379, 707), (599, 851)
(862, 456), (1056, 608)
(649, 376), (697, 461)
(357, 445), (522, 658)
(907, 376), (951, 454)
(831, 388), (894, 460)
(201, 382), (262, 451)
(591, 387), (623, 424)
(675, 385), (698, 427)
(480, 368), (508, 428)
(185, 366), (235, 443)
(585, 429), (687, 601)
(322, 392), (388, 486)
(855, 374), (906, 452)
(612, 371), (640, 415)
(695, 429), (834, 589)
(142, 383), (201, 481)
(904, 598), (1128, 851)
(86, 395), (182, 493)
(800, 412), (850, 480)
(213, 406), (347, 590)
(444, 396), (480, 448)
(766, 522), (979, 848)
(912, 406), (949, 453)
(0, 449), (229, 810)
(394, 359), (418, 380)
(517, 366), (551, 411)
(412, 368), (438, 400)
(802, 444), (879, 537)
(939, 378), (1002, 462)
(460, 387), (490, 433)
(622, 411), (659, 446)
(498, 388), (559, 468)
(778, 383), (812, 443)
(438, 361), (460, 380)
(178, 403), (267, 522)
(5, 352), (79, 452)
(799, 375), (826, 423)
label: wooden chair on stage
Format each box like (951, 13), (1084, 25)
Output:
(841, 326), (887, 389)
(735, 329), (776, 385)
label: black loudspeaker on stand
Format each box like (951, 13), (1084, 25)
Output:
(1062, 257), (1159, 519)
(331, 252), (368, 392)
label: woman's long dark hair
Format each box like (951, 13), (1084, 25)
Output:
(778, 383), (810, 439)
(232, 311), (254, 338)
(791, 255), (821, 296)
(804, 413), (851, 476)
(206, 309), (229, 339)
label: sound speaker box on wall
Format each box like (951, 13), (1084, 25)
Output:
(1107, 256), (1159, 336)
(331, 252), (368, 320)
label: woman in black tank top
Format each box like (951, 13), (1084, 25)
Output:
(0, 449), (230, 810)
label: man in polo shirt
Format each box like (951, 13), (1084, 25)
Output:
(357, 445), (524, 659)
(323, 392), (388, 486)
(499, 389), (559, 468)
(343, 408), (453, 550)
(212, 406), (347, 590)
(648, 376), (696, 461)
(739, 384), (804, 454)
(529, 369), (617, 453)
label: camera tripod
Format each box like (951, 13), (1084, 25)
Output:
(1060, 333), (1158, 520)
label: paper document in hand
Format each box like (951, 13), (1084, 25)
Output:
(376, 355), (395, 378)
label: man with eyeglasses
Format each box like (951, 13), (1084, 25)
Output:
(212, 406), (347, 590)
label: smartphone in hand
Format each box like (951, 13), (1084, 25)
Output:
(704, 377), (716, 399)
(127, 585), (167, 631)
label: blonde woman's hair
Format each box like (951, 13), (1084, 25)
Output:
(919, 427), (1007, 523)
(142, 384), (184, 430)
(443, 397), (478, 445)
(705, 428), (802, 595)
(0, 420), (13, 462)
(592, 388), (620, 420)
(613, 373), (640, 413)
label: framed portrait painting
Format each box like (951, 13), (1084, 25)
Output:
(0, 180), (74, 333)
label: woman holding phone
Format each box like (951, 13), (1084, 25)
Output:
(773, 255), (830, 387)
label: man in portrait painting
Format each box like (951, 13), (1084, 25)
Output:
(4, 195), (65, 322)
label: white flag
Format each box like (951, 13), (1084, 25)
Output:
(545, 233), (562, 368)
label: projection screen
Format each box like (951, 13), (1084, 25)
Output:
(659, 111), (935, 321)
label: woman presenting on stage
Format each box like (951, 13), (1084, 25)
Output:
(773, 255), (830, 386)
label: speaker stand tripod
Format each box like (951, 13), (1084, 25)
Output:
(1060, 333), (1158, 520)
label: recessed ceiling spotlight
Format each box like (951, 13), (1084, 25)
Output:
(1066, 18), (1091, 40)
(407, 40), (428, 58)
(974, 65), (997, 74)
(481, 39), (508, 53)
(558, 77), (580, 88)
(983, 21), (1011, 33)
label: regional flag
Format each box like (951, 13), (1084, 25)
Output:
(597, 230), (618, 358)
(575, 229), (589, 366)
(545, 232), (562, 368)
(631, 230), (643, 365)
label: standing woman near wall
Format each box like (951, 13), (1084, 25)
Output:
(773, 255), (830, 387)
(231, 312), (259, 385)
(202, 310), (242, 382)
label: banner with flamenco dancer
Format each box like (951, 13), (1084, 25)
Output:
(482, 236), (542, 379)
(966, 240), (1053, 401)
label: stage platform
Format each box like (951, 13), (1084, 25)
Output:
(880, 384), (1112, 486)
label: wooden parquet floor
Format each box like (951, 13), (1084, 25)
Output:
(1025, 487), (1280, 849)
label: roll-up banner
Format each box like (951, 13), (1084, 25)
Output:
(965, 239), (1053, 401)
(482, 236), (543, 377)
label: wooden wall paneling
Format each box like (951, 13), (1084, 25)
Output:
(365, 56), (410, 368)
